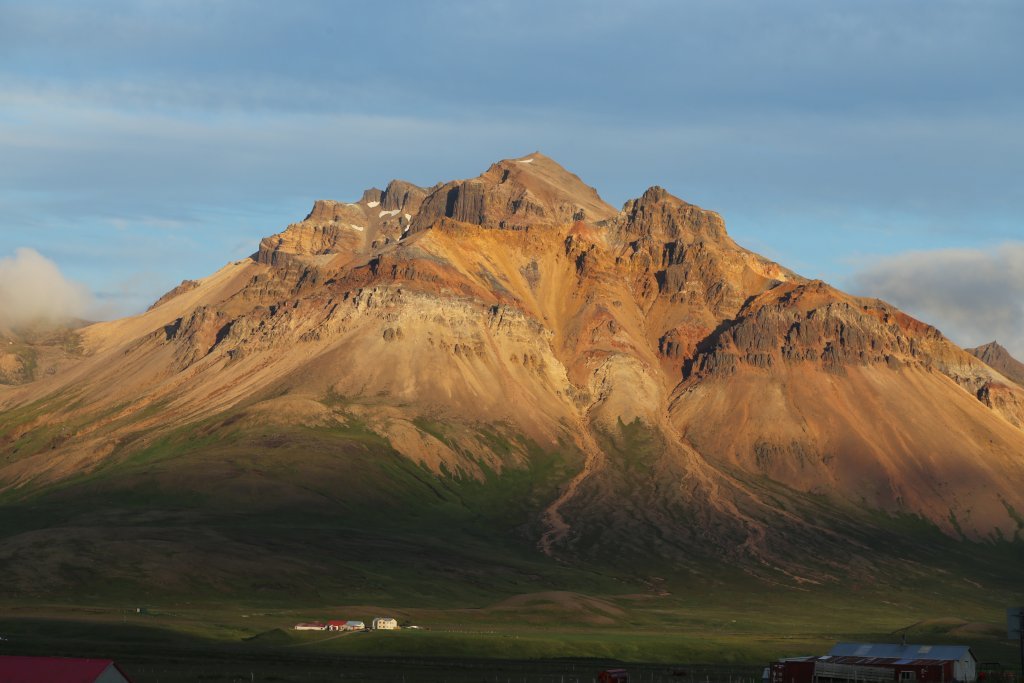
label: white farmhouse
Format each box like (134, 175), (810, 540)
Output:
(372, 617), (398, 630)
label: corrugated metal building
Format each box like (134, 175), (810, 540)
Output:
(770, 643), (977, 683)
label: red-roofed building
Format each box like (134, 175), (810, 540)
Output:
(769, 643), (978, 683)
(0, 655), (134, 683)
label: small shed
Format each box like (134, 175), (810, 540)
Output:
(770, 657), (817, 683)
(0, 655), (134, 683)
(372, 617), (398, 630)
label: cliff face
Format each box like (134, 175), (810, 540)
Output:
(2, 153), (1023, 593)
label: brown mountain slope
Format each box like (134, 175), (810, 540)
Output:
(1, 153), (1023, 596)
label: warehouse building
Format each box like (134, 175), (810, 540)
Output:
(770, 643), (977, 683)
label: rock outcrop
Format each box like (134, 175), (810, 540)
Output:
(380, 179), (428, 213)
(686, 280), (976, 379)
(149, 279), (201, 310)
(977, 380), (1024, 428)
(0, 349), (31, 385)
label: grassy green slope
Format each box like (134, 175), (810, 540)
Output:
(0, 400), (598, 604)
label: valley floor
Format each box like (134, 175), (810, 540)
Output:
(0, 589), (1020, 683)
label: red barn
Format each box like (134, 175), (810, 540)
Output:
(771, 657), (817, 683)
(0, 655), (134, 683)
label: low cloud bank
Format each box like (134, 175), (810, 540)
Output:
(848, 242), (1024, 359)
(0, 248), (93, 331)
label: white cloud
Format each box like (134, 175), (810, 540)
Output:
(847, 242), (1024, 358)
(0, 248), (93, 330)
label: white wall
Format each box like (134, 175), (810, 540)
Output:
(96, 663), (132, 683)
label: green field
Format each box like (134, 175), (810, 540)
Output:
(0, 589), (1021, 682)
(1, 403), (1023, 680)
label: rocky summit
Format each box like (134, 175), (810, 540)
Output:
(1, 153), (1023, 600)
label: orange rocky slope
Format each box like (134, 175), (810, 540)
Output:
(1, 153), (1023, 576)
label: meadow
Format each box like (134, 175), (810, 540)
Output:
(1, 582), (1020, 683)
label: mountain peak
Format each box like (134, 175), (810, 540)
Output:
(617, 184), (729, 244)
(973, 340), (1002, 353)
(638, 185), (671, 203)
(968, 340), (1024, 387)
(416, 153), (617, 230)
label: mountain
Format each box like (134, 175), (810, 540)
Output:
(1, 153), (1023, 602)
(968, 340), (1024, 387)
(965, 341), (1024, 430)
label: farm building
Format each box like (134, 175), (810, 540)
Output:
(326, 620), (365, 631)
(599, 668), (629, 683)
(0, 655), (134, 682)
(293, 622), (326, 631)
(372, 617), (398, 630)
(771, 643), (977, 683)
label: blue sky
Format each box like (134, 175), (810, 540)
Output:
(1, 1), (1022, 353)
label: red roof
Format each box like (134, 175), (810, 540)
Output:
(327, 620), (346, 626)
(0, 656), (133, 683)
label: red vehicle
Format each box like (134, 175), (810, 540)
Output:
(599, 669), (629, 683)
